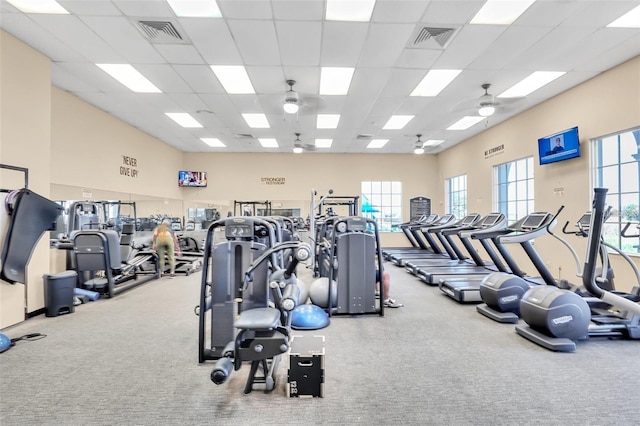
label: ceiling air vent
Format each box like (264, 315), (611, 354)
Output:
(408, 26), (458, 50)
(234, 133), (255, 140)
(135, 20), (189, 44)
(356, 134), (374, 140)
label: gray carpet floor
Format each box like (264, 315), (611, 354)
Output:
(1, 261), (639, 425)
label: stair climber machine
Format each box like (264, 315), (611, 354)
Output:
(473, 210), (565, 322)
(514, 188), (640, 352)
(388, 214), (456, 266)
(197, 216), (312, 393)
(404, 213), (483, 275)
(381, 214), (439, 261)
(324, 216), (385, 317)
(415, 213), (508, 286)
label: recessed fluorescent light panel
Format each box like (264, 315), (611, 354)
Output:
(97, 64), (161, 93)
(382, 115), (414, 130)
(167, 0), (222, 17)
(165, 113), (203, 128)
(447, 116), (485, 131)
(200, 138), (226, 147)
(366, 139), (388, 149)
(320, 67), (355, 95)
(242, 113), (270, 128)
(258, 138), (279, 148)
(317, 114), (341, 129)
(326, 0), (376, 22)
(607, 5), (640, 28)
(315, 139), (333, 148)
(210, 66), (255, 94)
(6, 0), (69, 13)
(470, 0), (535, 24)
(410, 70), (462, 97)
(424, 139), (445, 147)
(497, 71), (565, 98)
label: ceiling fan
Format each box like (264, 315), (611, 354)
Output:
(292, 133), (316, 153)
(454, 83), (524, 117)
(413, 134), (425, 154)
(279, 80), (326, 116)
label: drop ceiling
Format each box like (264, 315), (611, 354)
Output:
(1, 0), (638, 154)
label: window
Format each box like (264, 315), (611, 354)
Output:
(361, 181), (402, 232)
(493, 157), (534, 223)
(591, 127), (640, 254)
(445, 174), (467, 218)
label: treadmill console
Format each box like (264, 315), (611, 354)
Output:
(520, 213), (550, 230)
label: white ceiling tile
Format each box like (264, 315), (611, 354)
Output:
(320, 22), (369, 67)
(173, 65), (225, 93)
(574, 34), (640, 72)
(227, 20), (280, 65)
(508, 26), (597, 71)
(218, 0), (273, 19)
(434, 25), (507, 69)
(165, 93), (209, 113)
(272, 0), (324, 20)
(80, 16), (166, 64)
(0, 13), (86, 62)
(394, 49), (442, 69)
(422, 0), (483, 25)
(28, 14), (123, 63)
(179, 19), (242, 64)
(246, 66), (287, 95)
(4, 0), (636, 154)
(549, 28), (640, 71)
(561, 1), (640, 28)
(468, 26), (552, 70)
(372, 0), (430, 23)
(136, 64), (193, 93)
(276, 21), (321, 66)
(154, 44), (204, 64)
(58, 1), (122, 16)
(112, 0), (174, 18)
(513, 0), (587, 27)
(358, 23), (415, 67)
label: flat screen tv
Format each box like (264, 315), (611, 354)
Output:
(178, 171), (207, 187)
(538, 126), (581, 165)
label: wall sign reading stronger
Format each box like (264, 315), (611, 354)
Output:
(261, 177), (285, 185)
(120, 155), (139, 178)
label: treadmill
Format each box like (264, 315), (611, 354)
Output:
(415, 213), (508, 286)
(440, 212), (555, 303)
(388, 214), (456, 266)
(381, 214), (438, 261)
(403, 213), (484, 275)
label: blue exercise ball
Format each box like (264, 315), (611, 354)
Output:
(291, 304), (330, 330)
(0, 333), (12, 353)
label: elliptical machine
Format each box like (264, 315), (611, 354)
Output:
(515, 188), (640, 352)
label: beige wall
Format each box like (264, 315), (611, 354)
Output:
(0, 32), (52, 327)
(437, 55), (640, 292)
(182, 152), (439, 246)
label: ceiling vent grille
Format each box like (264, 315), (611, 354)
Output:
(408, 26), (457, 49)
(356, 134), (374, 140)
(136, 20), (189, 44)
(234, 133), (255, 140)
